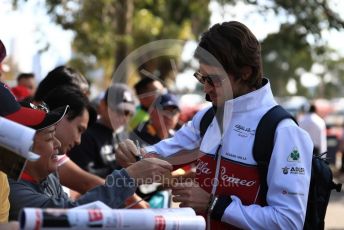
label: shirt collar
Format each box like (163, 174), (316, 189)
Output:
(20, 171), (39, 184)
(223, 78), (276, 113)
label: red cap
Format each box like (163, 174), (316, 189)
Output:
(0, 83), (68, 130)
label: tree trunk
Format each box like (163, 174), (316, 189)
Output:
(112, 0), (133, 83)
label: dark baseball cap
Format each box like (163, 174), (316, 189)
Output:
(0, 83), (68, 131)
(155, 93), (180, 110)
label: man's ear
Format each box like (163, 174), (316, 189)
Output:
(241, 66), (252, 81)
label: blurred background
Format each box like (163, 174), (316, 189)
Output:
(2, 0), (344, 228)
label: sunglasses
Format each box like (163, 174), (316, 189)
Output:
(158, 106), (180, 116)
(29, 102), (50, 113)
(117, 110), (133, 117)
(0, 40), (6, 63)
(20, 101), (50, 113)
(194, 71), (226, 87)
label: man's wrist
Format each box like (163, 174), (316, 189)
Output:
(124, 167), (136, 182)
(115, 168), (136, 188)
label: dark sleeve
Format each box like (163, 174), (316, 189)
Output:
(8, 177), (76, 220)
(9, 169), (136, 220)
(68, 131), (98, 171)
(76, 169), (136, 207)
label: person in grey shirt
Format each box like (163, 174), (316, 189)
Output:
(1, 84), (172, 221)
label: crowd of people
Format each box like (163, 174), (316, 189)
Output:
(0, 39), (176, 228)
(0, 21), (318, 230)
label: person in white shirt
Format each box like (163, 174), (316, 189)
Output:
(299, 104), (327, 155)
(116, 21), (313, 229)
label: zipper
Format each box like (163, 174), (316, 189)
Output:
(207, 142), (223, 230)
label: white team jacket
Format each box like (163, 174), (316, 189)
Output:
(145, 79), (313, 230)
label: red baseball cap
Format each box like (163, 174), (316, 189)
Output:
(0, 83), (68, 130)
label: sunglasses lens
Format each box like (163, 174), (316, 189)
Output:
(116, 109), (133, 117)
(204, 76), (214, 86)
(194, 72), (223, 87)
(171, 108), (180, 115)
(161, 107), (179, 116)
(38, 102), (50, 113)
(124, 110), (132, 117)
(194, 72), (205, 84)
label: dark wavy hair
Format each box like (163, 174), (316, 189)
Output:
(43, 85), (96, 127)
(34, 66), (89, 101)
(194, 21), (263, 88)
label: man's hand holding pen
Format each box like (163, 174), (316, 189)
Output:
(116, 139), (147, 167)
(135, 140), (143, 161)
(117, 139), (173, 185)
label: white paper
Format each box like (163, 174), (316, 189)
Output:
(0, 117), (39, 160)
(20, 208), (206, 230)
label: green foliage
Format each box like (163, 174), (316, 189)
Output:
(219, 0), (344, 97)
(315, 49), (344, 98)
(42, 0), (210, 81)
(11, 0), (344, 96)
(262, 23), (313, 96)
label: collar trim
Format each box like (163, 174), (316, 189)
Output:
(20, 171), (38, 184)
